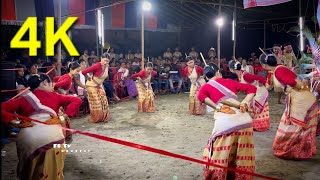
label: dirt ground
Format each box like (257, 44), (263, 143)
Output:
(1, 91), (320, 180)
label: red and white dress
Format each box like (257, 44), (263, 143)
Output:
(131, 70), (157, 112)
(272, 65), (318, 159)
(2, 90), (81, 179)
(198, 78), (257, 180)
(53, 74), (74, 94)
(239, 70), (270, 131)
(185, 66), (206, 115)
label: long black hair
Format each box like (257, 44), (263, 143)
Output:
(101, 52), (111, 59)
(146, 62), (153, 68)
(28, 73), (52, 91)
(67, 62), (80, 72)
(228, 60), (242, 70)
(259, 54), (277, 67)
(204, 63), (219, 79)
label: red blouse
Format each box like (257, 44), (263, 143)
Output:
(1, 89), (82, 124)
(53, 74), (72, 91)
(241, 70), (266, 85)
(184, 66), (204, 77)
(82, 62), (106, 77)
(131, 70), (157, 80)
(197, 78), (257, 104)
(274, 66), (297, 87)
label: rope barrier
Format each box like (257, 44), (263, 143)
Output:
(1, 65), (67, 71)
(3, 112), (281, 180)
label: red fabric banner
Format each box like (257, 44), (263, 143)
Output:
(69, 0), (85, 25)
(146, 14), (157, 29)
(112, 0), (125, 28)
(243, 0), (292, 9)
(1, 0), (16, 20)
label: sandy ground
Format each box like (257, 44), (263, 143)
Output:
(1, 91), (320, 180)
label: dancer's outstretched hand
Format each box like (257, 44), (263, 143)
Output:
(14, 120), (34, 128)
(45, 114), (61, 125)
(220, 105), (236, 114)
(240, 103), (248, 113)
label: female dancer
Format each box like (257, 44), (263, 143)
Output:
(53, 62), (82, 94)
(184, 56), (206, 115)
(53, 62), (82, 138)
(198, 63), (257, 179)
(229, 60), (270, 131)
(82, 53), (110, 123)
(260, 54), (318, 159)
(131, 62), (157, 112)
(2, 73), (81, 180)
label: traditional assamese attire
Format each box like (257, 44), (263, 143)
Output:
(118, 67), (138, 97)
(131, 70), (157, 112)
(185, 66), (206, 115)
(310, 76), (320, 136)
(2, 89), (81, 180)
(82, 62), (110, 123)
(53, 74), (73, 95)
(52, 74), (76, 138)
(198, 78), (257, 180)
(239, 70), (270, 131)
(272, 65), (318, 159)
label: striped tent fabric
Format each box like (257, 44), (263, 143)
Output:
(243, 0), (292, 9)
(1, 0), (96, 26)
(1, 0), (167, 30)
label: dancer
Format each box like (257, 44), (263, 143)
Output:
(198, 63), (257, 180)
(131, 62), (157, 112)
(53, 62), (81, 95)
(184, 56), (206, 115)
(2, 74), (81, 180)
(229, 60), (270, 131)
(260, 54), (318, 159)
(82, 53), (110, 123)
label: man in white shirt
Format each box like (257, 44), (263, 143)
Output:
(241, 59), (254, 74)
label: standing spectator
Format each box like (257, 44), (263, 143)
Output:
(208, 47), (216, 58)
(189, 47), (199, 60)
(126, 49), (135, 60)
(89, 51), (98, 66)
(163, 48), (173, 60)
(134, 49), (142, 59)
(173, 47), (182, 60)
(109, 48), (116, 60)
(80, 50), (89, 65)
